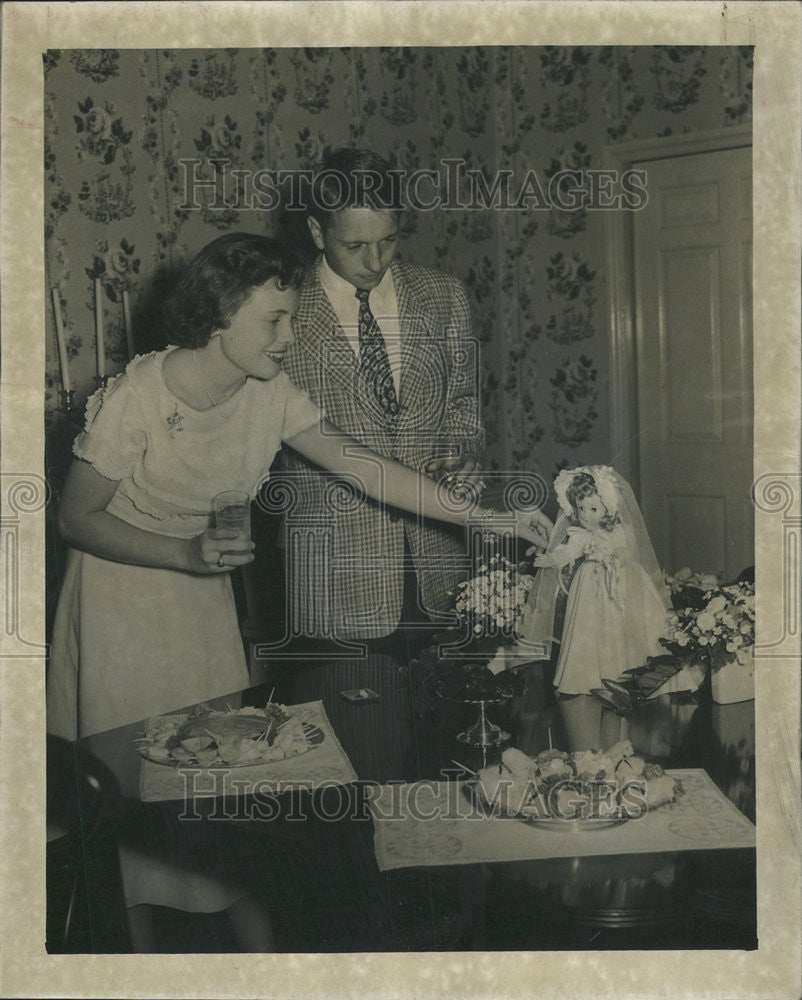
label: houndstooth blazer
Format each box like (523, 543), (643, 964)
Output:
(279, 257), (485, 639)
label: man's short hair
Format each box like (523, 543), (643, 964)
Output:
(308, 147), (403, 229)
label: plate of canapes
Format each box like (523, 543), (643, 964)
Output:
(464, 740), (682, 831)
(134, 702), (323, 767)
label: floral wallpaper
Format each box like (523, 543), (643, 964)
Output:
(44, 46), (753, 482)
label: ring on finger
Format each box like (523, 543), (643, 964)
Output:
(216, 554), (225, 568)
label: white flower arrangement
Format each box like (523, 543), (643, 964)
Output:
(455, 555), (535, 638)
(661, 578), (755, 671)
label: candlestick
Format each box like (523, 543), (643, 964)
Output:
(121, 289), (134, 361)
(51, 287), (71, 393)
(94, 277), (105, 378)
(60, 388), (75, 412)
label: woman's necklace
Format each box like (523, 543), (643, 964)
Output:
(192, 349), (245, 409)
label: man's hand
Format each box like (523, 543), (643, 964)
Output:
(423, 453), (486, 499)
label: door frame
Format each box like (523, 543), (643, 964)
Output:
(602, 125), (753, 494)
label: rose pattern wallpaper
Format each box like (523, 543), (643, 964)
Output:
(44, 46), (753, 480)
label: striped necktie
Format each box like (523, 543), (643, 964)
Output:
(355, 287), (400, 419)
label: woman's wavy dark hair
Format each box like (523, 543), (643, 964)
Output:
(164, 233), (306, 348)
(566, 471), (618, 532)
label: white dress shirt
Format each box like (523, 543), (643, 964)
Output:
(318, 256), (403, 396)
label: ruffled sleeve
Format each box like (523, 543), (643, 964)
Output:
(72, 373), (148, 482)
(277, 372), (322, 441)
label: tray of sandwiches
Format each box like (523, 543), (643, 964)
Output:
(466, 740), (682, 831)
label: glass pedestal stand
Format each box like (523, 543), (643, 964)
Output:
(457, 699), (510, 748)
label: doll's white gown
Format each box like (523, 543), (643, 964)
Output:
(536, 525), (669, 695)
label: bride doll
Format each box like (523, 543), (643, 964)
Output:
(517, 465), (671, 696)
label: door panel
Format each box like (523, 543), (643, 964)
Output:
(667, 495), (727, 576)
(660, 247), (722, 441)
(634, 146), (753, 580)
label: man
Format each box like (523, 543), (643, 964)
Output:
(280, 147), (486, 645)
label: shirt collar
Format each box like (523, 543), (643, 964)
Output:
(318, 255), (394, 314)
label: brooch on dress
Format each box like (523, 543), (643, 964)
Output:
(166, 405), (184, 437)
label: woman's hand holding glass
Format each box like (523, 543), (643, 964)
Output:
(187, 527), (255, 574)
(187, 489), (256, 573)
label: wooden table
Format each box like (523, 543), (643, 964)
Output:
(64, 650), (756, 953)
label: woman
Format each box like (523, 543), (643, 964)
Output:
(46, 233), (548, 949)
(47, 234), (546, 741)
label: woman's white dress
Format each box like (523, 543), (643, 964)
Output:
(46, 350), (321, 915)
(549, 526), (669, 695)
(47, 349), (320, 741)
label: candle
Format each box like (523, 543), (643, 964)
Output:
(121, 289), (134, 361)
(51, 287), (71, 392)
(94, 278), (105, 378)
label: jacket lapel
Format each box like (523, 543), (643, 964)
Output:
(393, 261), (441, 415)
(296, 262), (354, 357)
(294, 261), (360, 399)
(292, 259), (444, 443)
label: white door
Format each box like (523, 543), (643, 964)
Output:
(633, 145), (753, 581)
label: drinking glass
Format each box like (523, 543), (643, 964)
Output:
(212, 490), (251, 554)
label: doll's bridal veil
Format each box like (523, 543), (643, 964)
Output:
(516, 465), (670, 657)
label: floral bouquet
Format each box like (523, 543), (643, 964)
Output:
(660, 579), (755, 671)
(665, 566), (722, 610)
(409, 556), (534, 713)
(599, 572), (755, 712)
(455, 554), (536, 641)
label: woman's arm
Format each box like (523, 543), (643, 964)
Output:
(283, 419), (547, 546)
(57, 459), (254, 574)
(534, 544), (571, 570)
(533, 530), (585, 570)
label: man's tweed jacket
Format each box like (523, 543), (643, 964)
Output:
(280, 257), (484, 639)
